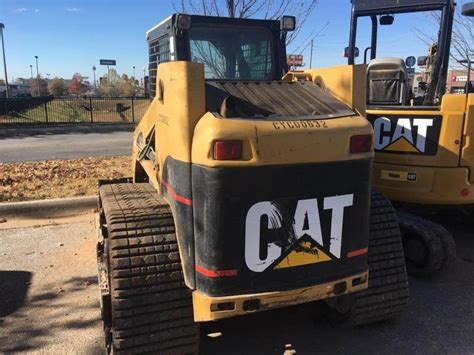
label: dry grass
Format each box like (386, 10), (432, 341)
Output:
(0, 156), (132, 202)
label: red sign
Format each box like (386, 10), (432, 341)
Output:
(287, 54), (303, 67)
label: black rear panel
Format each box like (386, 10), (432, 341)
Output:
(191, 159), (372, 296)
(205, 81), (355, 119)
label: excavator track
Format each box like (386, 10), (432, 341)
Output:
(97, 183), (199, 354)
(329, 191), (409, 326)
(398, 211), (456, 277)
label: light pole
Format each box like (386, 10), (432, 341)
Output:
(30, 65), (33, 79)
(133, 66), (136, 79)
(34, 56), (40, 96)
(0, 23), (10, 98)
(92, 65), (97, 92)
(142, 66), (147, 96)
(34, 55), (39, 77)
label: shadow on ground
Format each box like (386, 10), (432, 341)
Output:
(200, 227), (474, 354)
(0, 275), (101, 353)
(0, 218), (472, 354)
(0, 271), (32, 317)
(0, 123), (135, 140)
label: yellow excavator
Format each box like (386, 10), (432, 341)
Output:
(290, 0), (473, 276)
(96, 14), (408, 354)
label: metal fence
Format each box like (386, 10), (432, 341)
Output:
(0, 96), (150, 125)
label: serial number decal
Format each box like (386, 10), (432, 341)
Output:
(272, 120), (328, 130)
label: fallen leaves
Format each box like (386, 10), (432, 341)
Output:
(0, 156), (132, 202)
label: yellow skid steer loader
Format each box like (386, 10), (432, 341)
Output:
(96, 14), (409, 354)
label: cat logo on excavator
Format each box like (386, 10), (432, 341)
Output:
(369, 115), (442, 155)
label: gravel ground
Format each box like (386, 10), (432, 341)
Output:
(0, 214), (473, 354)
(0, 215), (103, 354)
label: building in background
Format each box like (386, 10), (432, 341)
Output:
(0, 78), (31, 97)
(409, 72), (424, 97)
(447, 69), (474, 94)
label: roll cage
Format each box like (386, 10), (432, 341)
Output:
(347, 0), (455, 105)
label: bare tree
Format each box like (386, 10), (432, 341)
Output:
(451, 2), (474, 67)
(416, 0), (473, 69)
(30, 77), (48, 97)
(175, 0), (320, 46)
(48, 77), (66, 97)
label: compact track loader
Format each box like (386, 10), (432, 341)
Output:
(96, 14), (409, 354)
(291, 0), (473, 276)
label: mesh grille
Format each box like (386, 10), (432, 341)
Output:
(205, 81), (355, 119)
(148, 35), (170, 97)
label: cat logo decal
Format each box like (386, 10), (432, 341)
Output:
(244, 195), (355, 273)
(369, 115), (442, 155)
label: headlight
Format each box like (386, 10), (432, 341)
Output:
(281, 16), (296, 31)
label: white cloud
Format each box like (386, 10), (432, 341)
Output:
(66, 7), (82, 12)
(34, 9), (40, 13)
(14, 7), (28, 13)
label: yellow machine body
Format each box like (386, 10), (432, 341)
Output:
(291, 65), (474, 206)
(369, 94), (474, 205)
(133, 61), (373, 321)
(96, 16), (410, 354)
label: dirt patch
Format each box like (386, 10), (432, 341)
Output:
(0, 156), (132, 202)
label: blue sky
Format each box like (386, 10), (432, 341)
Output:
(1, 0), (438, 82)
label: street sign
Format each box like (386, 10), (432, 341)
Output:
(454, 75), (468, 82)
(407, 68), (415, 75)
(100, 59), (116, 66)
(343, 47), (359, 58)
(405, 56), (416, 68)
(287, 54), (303, 67)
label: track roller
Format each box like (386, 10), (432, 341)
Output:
(398, 211), (456, 277)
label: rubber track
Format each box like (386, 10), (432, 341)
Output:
(99, 183), (199, 354)
(346, 191), (409, 326)
(398, 211), (455, 277)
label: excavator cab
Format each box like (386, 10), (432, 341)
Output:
(96, 13), (409, 354)
(347, 0), (455, 106)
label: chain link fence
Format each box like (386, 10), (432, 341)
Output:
(0, 96), (150, 125)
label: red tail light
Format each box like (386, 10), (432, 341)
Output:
(213, 140), (242, 160)
(350, 134), (373, 153)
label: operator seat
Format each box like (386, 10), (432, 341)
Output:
(467, 81), (474, 94)
(367, 58), (408, 106)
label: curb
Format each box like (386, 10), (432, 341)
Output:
(0, 123), (135, 138)
(0, 196), (98, 219)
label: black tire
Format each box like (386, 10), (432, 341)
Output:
(398, 211), (455, 277)
(98, 183), (199, 354)
(426, 218), (456, 268)
(328, 191), (409, 326)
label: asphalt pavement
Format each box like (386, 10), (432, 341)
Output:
(0, 124), (134, 163)
(0, 214), (473, 354)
